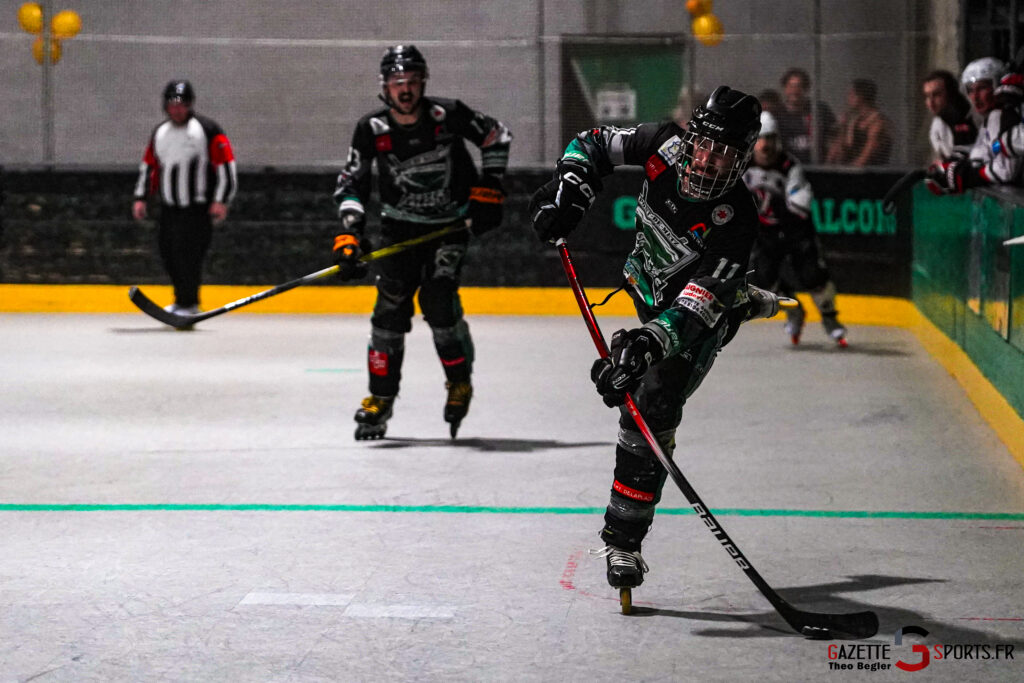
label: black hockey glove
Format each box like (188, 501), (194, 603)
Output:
(467, 174), (506, 236)
(590, 327), (665, 408)
(332, 210), (368, 281)
(530, 161), (600, 243)
(925, 158), (985, 196)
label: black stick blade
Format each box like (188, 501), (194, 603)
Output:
(788, 607), (879, 640)
(128, 286), (196, 329)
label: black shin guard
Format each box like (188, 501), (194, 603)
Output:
(599, 425), (676, 552)
(431, 320), (474, 383)
(367, 326), (405, 397)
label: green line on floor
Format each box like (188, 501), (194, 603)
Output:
(1, 503), (1023, 519)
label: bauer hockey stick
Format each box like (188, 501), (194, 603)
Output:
(881, 169), (927, 215)
(129, 219), (471, 329)
(556, 238), (879, 640)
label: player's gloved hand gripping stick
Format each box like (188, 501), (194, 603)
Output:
(556, 237), (878, 640)
(129, 219), (471, 329)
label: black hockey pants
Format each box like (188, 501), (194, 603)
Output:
(366, 220), (474, 397)
(157, 205), (213, 309)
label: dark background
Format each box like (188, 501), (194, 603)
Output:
(0, 167), (910, 296)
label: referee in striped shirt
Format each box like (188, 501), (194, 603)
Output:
(132, 80), (237, 316)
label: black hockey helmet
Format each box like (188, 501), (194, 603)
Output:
(163, 80), (195, 106)
(379, 45), (429, 83)
(678, 86), (762, 200)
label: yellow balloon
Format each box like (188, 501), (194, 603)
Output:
(18, 2), (43, 34)
(32, 36), (62, 65)
(685, 0), (712, 17)
(692, 13), (724, 46)
(52, 10), (82, 39)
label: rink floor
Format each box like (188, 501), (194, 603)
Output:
(2, 312), (1024, 682)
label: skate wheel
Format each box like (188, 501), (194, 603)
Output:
(619, 587), (632, 615)
(836, 337), (849, 348)
(354, 424), (387, 441)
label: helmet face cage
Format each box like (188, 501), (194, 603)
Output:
(676, 130), (753, 201)
(674, 86), (761, 200)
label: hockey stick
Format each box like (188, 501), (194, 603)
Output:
(1004, 235), (1024, 246)
(556, 238), (878, 640)
(129, 219), (471, 329)
(881, 169), (927, 215)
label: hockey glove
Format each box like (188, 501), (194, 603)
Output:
(467, 174), (506, 236)
(530, 161), (600, 243)
(993, 72), (1024, 158)
(996, 71), (1024, 109)
(590, 327), (665, 408)
(742, 284), (781, 321)
(925, 159), (985, 196)
(333, 210), (368, 281)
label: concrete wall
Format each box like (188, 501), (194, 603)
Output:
(1, 0), (950, 167)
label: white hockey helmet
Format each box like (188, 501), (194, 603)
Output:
(961, 57), (1005, 89)
(758, 111), (778, 138)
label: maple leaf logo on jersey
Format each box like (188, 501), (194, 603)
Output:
(711, 204), (734, 225)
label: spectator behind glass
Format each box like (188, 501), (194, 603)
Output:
(922, 69), (977, 162)
(758, 88), (783, 116)
(826, 78), (893, 166)
(926, 57), (1023, 195)
(776, 67), (837, 163)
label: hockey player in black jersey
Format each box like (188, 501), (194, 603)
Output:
(530, 87), (783, 594)
(332, 45), (512, 440)
(743, 111), (848, 346)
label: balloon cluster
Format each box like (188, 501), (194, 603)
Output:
(17, 2), (81, 65)
(686, 0), (723, 47)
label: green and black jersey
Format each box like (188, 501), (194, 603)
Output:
(564, 122), (759, 357)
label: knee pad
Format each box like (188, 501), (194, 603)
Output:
(617, 426), (676, 460)
(418, 279), (463, 329)
(371, 279), (416, 333)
